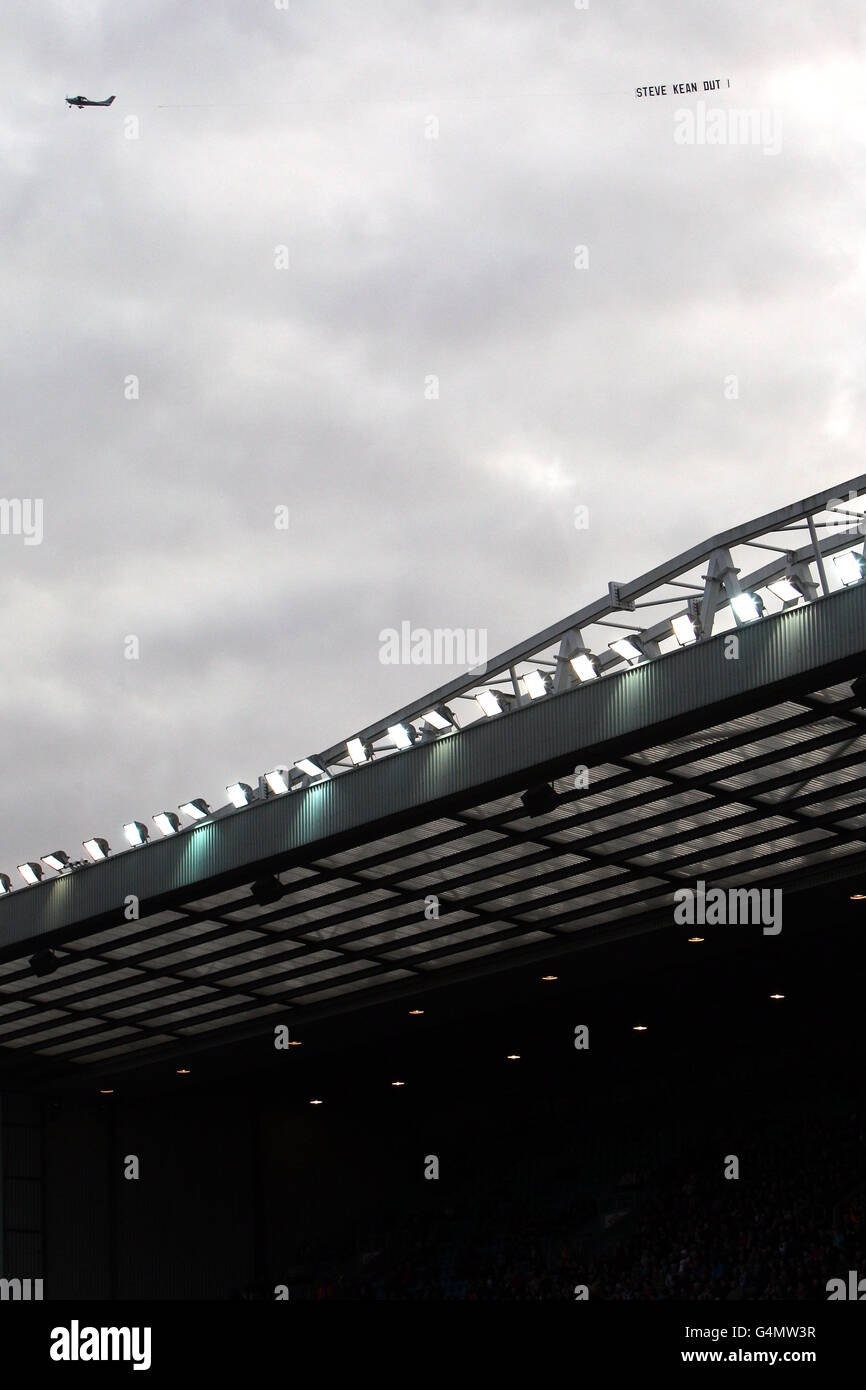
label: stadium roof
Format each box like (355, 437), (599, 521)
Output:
(2, 476), (866, 1083)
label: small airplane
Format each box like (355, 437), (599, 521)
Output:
(66, 94), (116, 109)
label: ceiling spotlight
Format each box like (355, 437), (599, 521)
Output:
(29, 948), (60, 977)
(506, 1054), (521, 1061)
(520, 784), (559, 817)
(153, 812), (181, 836)
(541, 974), (558, 981)
(391, 1080), (406, 1087)
(294, 759), (326, 781)
(768, 577), (803, 603)
(422, 706), (456, 731)
(179, 798), (210, 822)
(309, 1099), (324, 1105)
(123, 821), (149, 847)
(633, 1024), (648, 1031)
(0, 873), (11, 895)
(176, 1068), (191, 1075)
(388, 722), (418, 749)
(688, 936), (704, 943)
(475, 689), (505, 717)
(770, 993), (785, 1000)
(226, 782), (253, 807)
(834, 550), (866, 586)
(523, 670), (552, 699)
(609, 637), (642, 664)
(42, 851), (71, 872)
(729, 591), (764, 623)
(671, 613), (697, 645)
(18, 862), (44, 885)
(408, 1008), (424, 1015)
(250, 876), (286, 906)
(346, 738), (371, 766)
(850, 894), (866, 901)
(82, 838), (110, 861)
(570, 653), (598, 682)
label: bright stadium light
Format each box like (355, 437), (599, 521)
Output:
(768, 577), (802, 603)
(523, 670), (551, 699)
(729, 591), (764, 623)
(265, 768), (290, 794)
(422, 705), (456, 731)
(82, 838), (110, 861)
(42, 851), (71, 872)
(18, 862), (43, 885)
(179, 798), (210, 821)
(294, 759), (327, 781)
(388, 722), (417, 749)
(226, 782), (253, 807)
(570, 653), (598, 682)
(475, 689), (504, 717)
(834, 550), (866, 586)
(123, 821), (149, 847)
(671, 614), (697, 645)
(0, 873), (12, 894)
(153, 811), (181, 836)
(609, 637), (642, 664)
(346, 738), (371, 765)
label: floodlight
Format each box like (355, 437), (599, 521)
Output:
(768, 577), (802, 603)
(475, 689), (504, 717)
(153, 811), (181, 836)
(523, 670), (552, 699)
(265, 768), (290, 793)
(609, 638), (642, 664)
(0, 874), (12, 894)
(42, 851), (71, 872)
(422, 705), (456, 731)
(834, 550), (866, 586)
(83, 838), (110, 861)
(729, 591), (764, 623)
(388, 723), (417, 749)
(123, 821), (149, 846)
(179, 798), (210, 821)
(18, 862), (43, 885)
(570, 654), (598, 682)
(346, 738), (370, 765)
(226, 782), (253, 807)
(294, 759), (326, 781)
(671, 614), (697, 645)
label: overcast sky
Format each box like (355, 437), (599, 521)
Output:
(1, 0), (864, 875)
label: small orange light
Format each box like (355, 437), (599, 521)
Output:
(770, 993), (785, 1000)
(391, 1080), (405, 1087)
(633, 1025), (647, 1031)
(99, 1089), (113, 1094)
(688, 936), (704, 943)
(506, 1054), (520, 1060)
(287, 1040), (303, 1046)
(176, 1068), (190, 1074)
(409, 1009), (424, 1015)
(310, 1099), (324, 1105)
(850, 894), (866, 900)
(541, 974), (558, 981)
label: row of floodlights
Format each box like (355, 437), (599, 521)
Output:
(3, 552), (863, 896)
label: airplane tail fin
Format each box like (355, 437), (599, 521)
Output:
(106, 95), (116, 105)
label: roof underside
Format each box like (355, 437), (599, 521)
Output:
(2, 582), (866, 1083)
